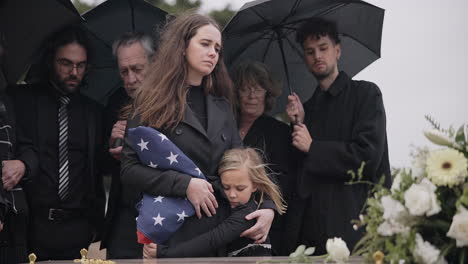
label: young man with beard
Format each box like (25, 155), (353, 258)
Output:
(285, 18), (391, 254)
(100, 32), (155, 259)
(11, 26), (105, 260)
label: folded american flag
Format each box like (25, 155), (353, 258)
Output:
(128, 126), (206, 244)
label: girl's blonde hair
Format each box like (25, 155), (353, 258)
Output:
(218, 148), (286, 214)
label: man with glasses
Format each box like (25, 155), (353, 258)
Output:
(11, 26), (105, 260)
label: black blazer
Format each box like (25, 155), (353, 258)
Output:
(11, 83), (106, 238)
(121, 93), (242, 256)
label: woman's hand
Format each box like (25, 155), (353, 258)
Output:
(240, 208), (274, 243)
(143, 243), (157, 259)
(186, 178), (218, 218)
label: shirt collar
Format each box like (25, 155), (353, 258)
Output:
(325, 71), (350, 97)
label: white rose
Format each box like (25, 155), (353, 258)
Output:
(377, 219), (410, 236)
(446, 206), (468, 247)
(404, 178), (441, 217)
(413, 233), (444, 264)
(326, 237), (350, 263)
(381, 196), (407, 221)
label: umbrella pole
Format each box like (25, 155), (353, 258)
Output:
(275, 29), (298, 124)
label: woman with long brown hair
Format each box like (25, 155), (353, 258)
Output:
(120, 13), (275, 258)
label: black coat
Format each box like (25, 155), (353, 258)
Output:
(121, 93), (243, 257)
(242, 114), (293, 255)
(157, 198), (257, 258)
(99, 87), (138, 255)
(11, 83), (106, 239)
(0, 92), (29, 264)
(286, 72), (391, 254)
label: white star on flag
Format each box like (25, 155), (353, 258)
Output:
(166, 152), (179, 165)
(177, 211), (188, 222)
(153, 213), (165, 226)
(158, 133), (168, 142)
(137, 138), (149, 151)
(195, 167), (201, 176)
(149, 161), (158, 168)
(153, 196), (164, 203)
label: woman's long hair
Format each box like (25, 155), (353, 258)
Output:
(134, 13), (233, 129)
(218, 148), (286, 214)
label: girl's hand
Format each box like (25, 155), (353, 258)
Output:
(143, 243), (157, 259)
(240, 208), (274, 243)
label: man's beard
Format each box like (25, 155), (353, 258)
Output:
(53, 73), (81, 94)
(312, 67), (332, 81)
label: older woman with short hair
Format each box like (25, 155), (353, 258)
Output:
(234, 61), (294, 256)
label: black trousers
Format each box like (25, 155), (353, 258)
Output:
(0, 211), (28, 264)
(28, 210), (93, 261)
(106, 208), (142, 259)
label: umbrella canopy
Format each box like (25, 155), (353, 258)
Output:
(0, 0), (82, 86)
(223, 0), (384, 114)
(81, 0), (168, 105)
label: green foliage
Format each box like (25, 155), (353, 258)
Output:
(208, 4), (235, 28)
(71, 0), (236, 30)
(456, 187), (468, 209)
(147, 0), (201, 14)
(425, 114), (443, 132)
(72, 0), (95, 14)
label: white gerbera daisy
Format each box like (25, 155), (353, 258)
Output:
(426, 149), (468, 187)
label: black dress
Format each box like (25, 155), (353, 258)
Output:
(242, 114), (293, 255)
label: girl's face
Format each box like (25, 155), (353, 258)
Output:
(185, 24), (221, 85)
(221, 167), (257, 208)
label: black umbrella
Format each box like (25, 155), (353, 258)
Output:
(223, 0), (384, 114)
(0, 0), (82, 86)
(80, 0), (168, 105)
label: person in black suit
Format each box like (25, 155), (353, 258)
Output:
(11, 26), (105, 260)
(233, 61), (294, 255)
(120, 13), (277, 258)
(285, 17), (391, 254)
(0, 29), (29, 264)
(101, 32), (155, 259)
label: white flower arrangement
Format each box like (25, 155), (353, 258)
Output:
(352, 117), (468, 264)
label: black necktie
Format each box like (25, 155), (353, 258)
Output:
(58, 95), (70, 200)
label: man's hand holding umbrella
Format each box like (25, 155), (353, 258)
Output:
(287, 93), (312, 153)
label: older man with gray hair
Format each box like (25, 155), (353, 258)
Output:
(101, 31), (155, 259)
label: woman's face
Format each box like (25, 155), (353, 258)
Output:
(185, 24), (221, 85)
(239, 82), (267, 120)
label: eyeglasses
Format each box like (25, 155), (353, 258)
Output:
(239, 87), (266, 97)
(56, 59), (87, 74)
